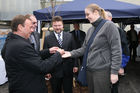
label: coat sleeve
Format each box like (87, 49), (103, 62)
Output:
(19, 45), (62, 74)
(39, 49), (51, 59)
(70, 27), (91, 58)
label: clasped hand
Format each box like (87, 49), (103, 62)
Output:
(49, 47), (71, 58)
(49, 47), (64, 55)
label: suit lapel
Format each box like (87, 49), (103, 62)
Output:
(62, 32), (67, 48)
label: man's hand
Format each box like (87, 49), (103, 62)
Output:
(45, 74), (52, 80)
(111, 74), (118, 84)
(49, 47), (59, 54)
(56, 48), (65, 55)
(73, 67), (78, 73)
(62, 51), (71, 58)
(118, 68), (124, 75)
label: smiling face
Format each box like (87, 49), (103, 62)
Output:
(85, 4), (102, 23)
(20, 19), (34, 39)
(85, 8), (99, 23)
(30, 15), (37, 31)
(52, 21), (63, 34)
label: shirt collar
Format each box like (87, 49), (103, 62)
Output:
(54, 31), (63, 39)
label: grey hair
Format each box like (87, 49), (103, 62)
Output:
(106, 11), (112, 17)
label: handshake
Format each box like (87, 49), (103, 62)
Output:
(49, 47), (71, 58)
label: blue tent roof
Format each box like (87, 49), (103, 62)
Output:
(33, 0), (140, 21)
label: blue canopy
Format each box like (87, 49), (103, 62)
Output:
(33, 0), (140, 22)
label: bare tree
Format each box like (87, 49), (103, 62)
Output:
(40, 0), (66, 50)
(40, 0), (64, 21)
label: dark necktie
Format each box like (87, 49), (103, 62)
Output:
(57, 33), (62, 47)
(76, 30), (80, 40)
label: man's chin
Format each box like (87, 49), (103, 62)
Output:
(55, 31), (62, 33)
(27, 34), (31, 39)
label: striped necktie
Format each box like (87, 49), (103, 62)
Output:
(57, 33), (62, 47)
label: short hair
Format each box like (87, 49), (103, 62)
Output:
(51, 16), (63, 24)
(106, 11), (112, 18)
(25, 14), (36, 20)
(11, 15), (26, 32)
(73, 22), (79, 26)
(25, 14), (32, 19)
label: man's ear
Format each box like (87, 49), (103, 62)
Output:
(17, 24), (23, 31)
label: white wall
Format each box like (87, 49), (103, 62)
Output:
(124, 24), (140, 34)
(0, 0), (41, 20)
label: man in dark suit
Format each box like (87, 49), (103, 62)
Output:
(127, 24), (138, 62)
(70, 23), (86, 66)
(25, 14), (40, 52)
(1, 15), (64, 93)
(44, 16), (78, 93)
(70, 23), (86, 48)
(70, 23), (86, 84)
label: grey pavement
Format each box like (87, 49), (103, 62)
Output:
(0, 82), (8, 93)
(118, 60), (140, 93)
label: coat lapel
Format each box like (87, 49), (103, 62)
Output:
(62, 32), (67, 48)
(33, 32), (40, 48)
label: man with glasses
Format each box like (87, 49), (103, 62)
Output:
(25, 14), (40, 52)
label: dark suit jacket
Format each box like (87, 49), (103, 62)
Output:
(127, 29), (138, 47)
(118, 28), (129, 56)
(70, 30), (86, 64)
(70, 30), (86, 48)
(44, 31), (77, 78)
(1, 33), (62, 93)
(29, 31), (40, 53)
(33, 31), (40, 51)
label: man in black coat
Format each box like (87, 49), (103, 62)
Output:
(70, 23), (86, 67)
(70, 23), (86, 49)
(1, 15), (64, 93)
(70, 23), (86, 84)
(25, 14), (40, 53)
(127, 24), (138, 62)
(44, 16), (78, 93)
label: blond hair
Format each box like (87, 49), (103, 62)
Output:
(86, 3), (106, 19)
